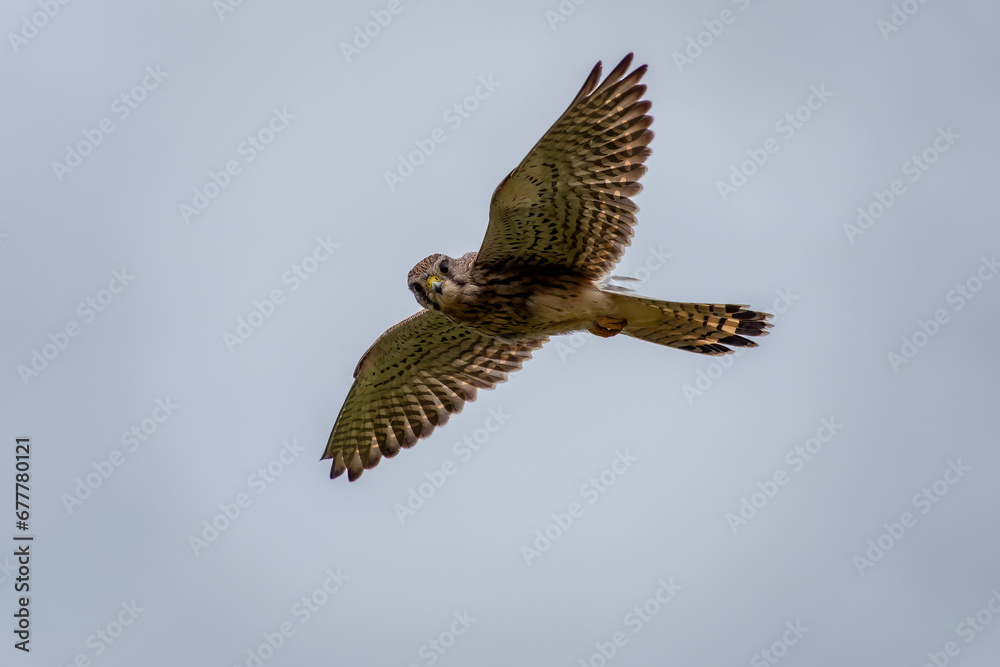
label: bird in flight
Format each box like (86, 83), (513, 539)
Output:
(323, 53), (771, 481)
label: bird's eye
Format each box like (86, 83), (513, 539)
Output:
(411, 283), (423, 294)
(439, 263), (449, 275)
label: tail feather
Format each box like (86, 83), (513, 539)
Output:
(610, 294), (772, 356)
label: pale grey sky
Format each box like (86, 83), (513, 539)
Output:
(3, 1), (1000, 666)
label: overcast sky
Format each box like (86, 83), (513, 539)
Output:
(3, 0), (1000, 665)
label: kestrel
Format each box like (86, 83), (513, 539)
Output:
(324, 53), (771, 481)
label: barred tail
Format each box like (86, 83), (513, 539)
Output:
(610, 293), (772, 356)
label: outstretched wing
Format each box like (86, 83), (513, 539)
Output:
(476, 53), (652, 281)
(323, 310), (546, 481)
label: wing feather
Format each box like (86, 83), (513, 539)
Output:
(323, 310), (546, 481)
(477, 53), (652, 281)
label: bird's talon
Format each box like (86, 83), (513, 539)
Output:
(590, 316), (627, 337)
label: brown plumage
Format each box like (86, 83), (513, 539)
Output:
(323, 53), (772, 481)
(327, 310), (545, 482)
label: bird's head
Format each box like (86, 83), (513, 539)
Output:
(407, 253), (473, 310)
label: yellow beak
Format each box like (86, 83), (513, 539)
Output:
(425, 275), (443, 294)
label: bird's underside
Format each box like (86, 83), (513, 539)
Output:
(323, 53), (772, 481)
